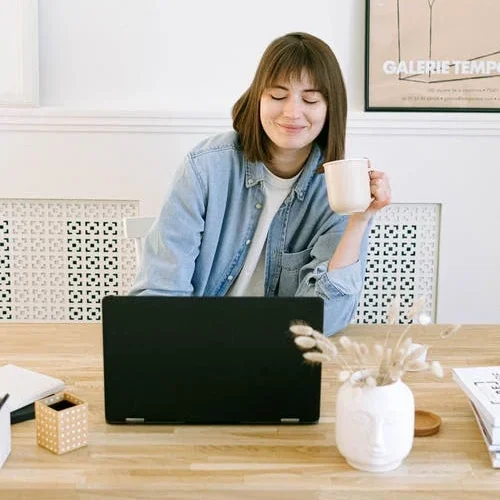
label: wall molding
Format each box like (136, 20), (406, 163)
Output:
(1, 108), (500, 135)
(0, 0), (39, 107)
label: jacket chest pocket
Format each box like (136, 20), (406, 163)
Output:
(278, 247), (312, 294)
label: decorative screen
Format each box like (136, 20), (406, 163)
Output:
(354, 203), (440, 324)
(0, 199), (138, 321)
(0, 200), (439, 323)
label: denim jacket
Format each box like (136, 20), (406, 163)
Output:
(129, 131), (371, 336)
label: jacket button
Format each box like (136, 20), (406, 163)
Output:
(255, 203), (262, 209)
(246, 239), (251, 245)
(227, 275), (233, 281)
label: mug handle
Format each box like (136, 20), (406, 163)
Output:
(364, 156), (375, 173)
(364, 157), (375, 202)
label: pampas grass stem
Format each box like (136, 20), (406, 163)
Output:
(431, 360), (444, 378)
(311, 331), (338, 359)
(289, 302), (459, 387)
(303, 352), (331, 364)
(294, 336), (316, 350)
(289, 323), (314, 336)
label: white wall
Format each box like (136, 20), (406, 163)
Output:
(2, 0), (500, 324)
(36, 0), (363, 112)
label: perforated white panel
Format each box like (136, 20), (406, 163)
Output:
(354, 203), (440, 324)
(0, 199), (138, 322)
(0, 200), (439, 324)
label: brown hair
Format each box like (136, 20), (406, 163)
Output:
(232, 32), (347, 167)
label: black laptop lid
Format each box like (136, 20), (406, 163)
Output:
(102, 296), (323, 424)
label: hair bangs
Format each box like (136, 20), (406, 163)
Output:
(263, 46), (329, 98)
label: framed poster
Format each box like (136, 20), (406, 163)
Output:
(365, 0), (500, 112)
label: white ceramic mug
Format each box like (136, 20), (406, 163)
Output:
(323, 158), (372, 215)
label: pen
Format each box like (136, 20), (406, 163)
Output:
(0, 393), (9, 413)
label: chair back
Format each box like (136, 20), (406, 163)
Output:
(122, 216), (155, 267)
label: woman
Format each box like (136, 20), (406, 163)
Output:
(130, 32), (391, 335)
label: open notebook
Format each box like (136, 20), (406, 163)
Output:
(0, 364), (65, 421)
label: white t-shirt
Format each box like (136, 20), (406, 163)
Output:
(228, 166), (300, 296)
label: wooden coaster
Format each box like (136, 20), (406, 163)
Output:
(414, 409), (441, 437)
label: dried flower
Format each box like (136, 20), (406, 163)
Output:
(380, 347), (393, 371)
(360, 343), (369, 358)
(389, 365), (403, 382)
(416, 313), (432, 326)
(387, 295), (400, 325)
(440, 324), (462, 339)
(372, 344), (384, 365)
(294, 336), (316, 349)
(405, 359), (428, 372)
(339, 336), (352, 351)
(311, 330), (338, 358)
(405, 344), (428, 364)
(303, 352), (331, 363)
(289, 296), (460, 388)
(407, 296), (426, 321)
(289, 324), (314, 336)
(431, 360), (444, 378)
(401, 337), (413, 355)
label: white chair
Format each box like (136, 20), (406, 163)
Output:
(122, 216), (156, 267)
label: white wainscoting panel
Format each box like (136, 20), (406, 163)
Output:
(1, 198), (439, 324)
(0, 199), (138, 322)
(354, 203), (440, 324)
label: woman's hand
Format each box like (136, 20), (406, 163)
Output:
(367, 169), (391, 213)
(350, 168), (391, 224)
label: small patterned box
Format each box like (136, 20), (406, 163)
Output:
(35, 392), (88, 455)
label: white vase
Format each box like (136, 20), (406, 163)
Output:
(335, 372), (415, 472)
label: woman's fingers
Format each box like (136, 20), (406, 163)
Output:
(368, 170), (391, 210)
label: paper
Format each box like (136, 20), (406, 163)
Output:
(469, 400), (500, 453)
(469, 398), (500, 444)
(0, 364), (64, 412)
(452, 366), (500, 427)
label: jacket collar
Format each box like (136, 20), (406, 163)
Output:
(244, 143), (323, 201)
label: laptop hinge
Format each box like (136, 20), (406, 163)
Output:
(125, 417), (145, 423)
(280, 418), (300, 423)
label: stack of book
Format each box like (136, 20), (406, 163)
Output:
(452, 366), (500, 468)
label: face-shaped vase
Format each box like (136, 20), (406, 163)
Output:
(335, 375), (415, 472)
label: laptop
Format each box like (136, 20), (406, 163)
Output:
(101, 295), (323, 425)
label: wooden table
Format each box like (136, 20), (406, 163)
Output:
(1, 323), (499, 499)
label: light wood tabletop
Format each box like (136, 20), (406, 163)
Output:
(1, 322), (499, 499)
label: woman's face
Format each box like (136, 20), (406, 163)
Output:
(260, 71), (327, 159)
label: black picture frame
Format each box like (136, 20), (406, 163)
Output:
(365, 0), (500, 112)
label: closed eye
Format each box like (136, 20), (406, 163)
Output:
(270, 96), (319, 104)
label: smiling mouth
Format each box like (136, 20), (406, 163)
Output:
(278, 124), (306, 133)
